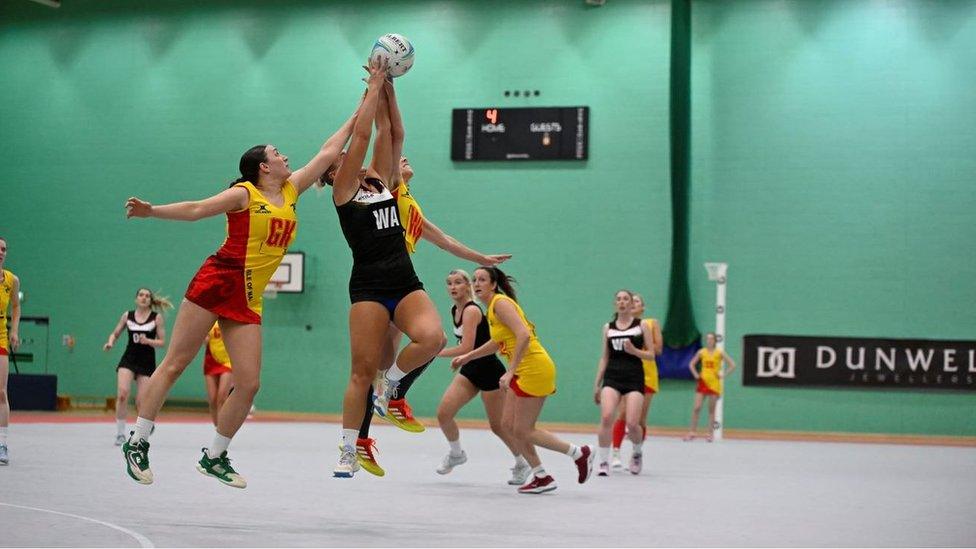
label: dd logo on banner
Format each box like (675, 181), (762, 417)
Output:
(756, 347), (796, 379)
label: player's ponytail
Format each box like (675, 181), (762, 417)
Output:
(138, 288), (174, 312)
(478, 266), (518, 302)
(229, 144), (268, 188)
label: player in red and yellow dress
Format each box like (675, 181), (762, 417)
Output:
(686, 332), (737, 442)
(203, 322), (233, 426)
(610, 294), (662, 469)
(120, 105), (360, 488)
(0, 237), (21, 465)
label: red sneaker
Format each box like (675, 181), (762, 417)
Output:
(379, 398), (426, 433)
(574, 444), (595, 484)
(518, 474), (557, 494)
(355, 437), (385, 477)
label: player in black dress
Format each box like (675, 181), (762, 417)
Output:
(592, 290), (656, 476)
(325, 58), (445, 478)
(103, 288), (172, 445)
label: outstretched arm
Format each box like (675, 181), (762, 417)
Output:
(125, 186), (249, 222)
(366, 83), (395, 187)
(385, 80), (405, 186)
(420, 218), (512, 266)
(290, 106), (361, 196)
(333, 58), (388, 205)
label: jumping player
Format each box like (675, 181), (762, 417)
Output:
(327, 59), (445, 478)
(120, 98), (360, 488)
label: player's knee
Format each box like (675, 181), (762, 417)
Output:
(488, 418), (507, 438)
(234, 378), (260, 399)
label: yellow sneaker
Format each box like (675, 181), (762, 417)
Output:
(355, 437), (385, 477)
(377, 398), (425, 433)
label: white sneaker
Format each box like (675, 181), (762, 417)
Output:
(436, 451), (467, 475)
(0, 444), (8, 465)
(373, 376), (400, 418)
(508, 461), (531, 485)
(114, 434), (127, 446)
(333, 445), (360, 478)
(629, 452), (643, 475)
(611, 451), (623, 470)
(597, 461), (610, 477)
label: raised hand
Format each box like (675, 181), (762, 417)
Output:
(364, 55), (389, 85)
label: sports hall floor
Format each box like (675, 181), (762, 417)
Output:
(1, 414), (974, 547)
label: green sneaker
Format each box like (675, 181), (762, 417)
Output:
(122, 434), (153, 484)
(196, 448), (247, 489)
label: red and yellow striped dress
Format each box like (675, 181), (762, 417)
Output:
(185, 181), (298, 324)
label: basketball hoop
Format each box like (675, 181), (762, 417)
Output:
(705, 262), (727, 284)
(263, 282), (283, 300)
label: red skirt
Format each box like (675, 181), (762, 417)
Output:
(185, 255), (261, 325)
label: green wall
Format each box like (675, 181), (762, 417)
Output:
(689, 0), (976, 435)
(0, 0), (674, 422)
(2, 0), (973, 435)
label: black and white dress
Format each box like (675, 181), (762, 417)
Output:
(601, 318), (645, 395)
(335, 178), (424, 313)
(116, 310), (158, 377)
(452, 302), (507, 392)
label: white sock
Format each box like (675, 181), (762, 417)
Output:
(0, 426), (7, 444)
(448, 439), (463, 456)
(385, 363), (408, 382)
(207, 433), (232, 459)
(514, 454), (529, 467)
(565, 444), (582, 460)
(598, 446), (611, 463)
(632, 441), (644, 456)
(116, 419), (126, 437)
(531, 465), (547, 478)
(342, 429), (359, 449)
(132, 417), (154, 442)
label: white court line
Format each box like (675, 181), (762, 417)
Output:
(0, 502), (154, 548)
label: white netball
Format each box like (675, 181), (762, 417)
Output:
(370, 33), (415, 78)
